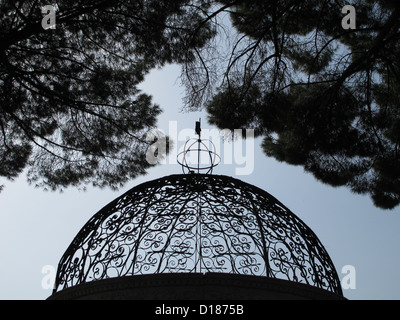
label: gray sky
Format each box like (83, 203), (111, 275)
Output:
(0, 64), (399, 300)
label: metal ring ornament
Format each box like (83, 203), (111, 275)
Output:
(177, 138), (221, 174)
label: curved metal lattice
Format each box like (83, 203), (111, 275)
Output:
(53, 174), (342, 296)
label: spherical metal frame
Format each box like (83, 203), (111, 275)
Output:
(177, 138), (221, 174)
(52, 174), (343, 296)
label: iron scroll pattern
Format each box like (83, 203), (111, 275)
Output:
(53, 174), (343, 296)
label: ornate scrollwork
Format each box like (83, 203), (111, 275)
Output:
(53, 174), (342, 296)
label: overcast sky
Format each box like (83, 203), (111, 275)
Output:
(0, 64), (399, 300)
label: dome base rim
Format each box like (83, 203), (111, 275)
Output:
(48, 272), (345, 300)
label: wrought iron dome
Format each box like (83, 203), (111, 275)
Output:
(53, 173), (343, 296)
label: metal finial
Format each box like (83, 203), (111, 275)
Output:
(177, 120), (220, 174)
(195, 120), (201, 137)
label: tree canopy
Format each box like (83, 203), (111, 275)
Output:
(1, 0), (399, 210)
(182, 0), (400, 210)
(0, 0), (213, 191)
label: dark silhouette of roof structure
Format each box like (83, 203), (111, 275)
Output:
(49, 173), (343, 299)
(49, 123), (344, 300)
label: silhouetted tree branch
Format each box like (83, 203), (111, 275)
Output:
(0, 0), (214, 192)
(182, 0), (400, 210)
